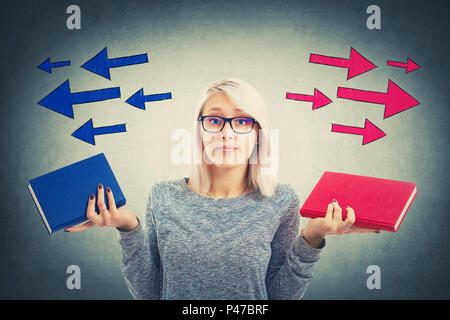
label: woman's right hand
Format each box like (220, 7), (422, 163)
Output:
(64, 183), (139, 233)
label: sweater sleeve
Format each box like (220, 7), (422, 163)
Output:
(117, 187), (161, 299)
(265, 184), (326, 300)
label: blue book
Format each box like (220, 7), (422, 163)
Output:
(27, 153), (126, 234)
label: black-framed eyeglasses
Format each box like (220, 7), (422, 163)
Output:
(198, 115), (256, 134)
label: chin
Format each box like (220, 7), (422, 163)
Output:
(210, 157), (249, 168)
(204, 149), (251, 167)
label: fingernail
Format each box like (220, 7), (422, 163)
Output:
(106, 187), (111, 193)
(332, 199), (336, 203)
(90, 194), (94, 200)
(98, 184), (102, 189)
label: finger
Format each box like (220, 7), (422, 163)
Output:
(348, 225), (379, 233)
(343, 206), (356, 232)
(97, 183), (111, 225)
(106, 186), (117, 213)
(324, 202), (333, 222)
(86, 193), (102, 225)
(97, 183), (106, 211)
(332, 199), (342, 222)
(65, 220), (95, 232)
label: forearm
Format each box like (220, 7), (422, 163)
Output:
(301, 228), (325, 249)
(118, 221), (161, 299)
(116, 215), (140, 232)
(266, 234), (325, 299)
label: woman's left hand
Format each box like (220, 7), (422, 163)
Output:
(301, 199), (379, 248)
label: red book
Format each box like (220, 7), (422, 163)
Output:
(299, 171), (418, 232)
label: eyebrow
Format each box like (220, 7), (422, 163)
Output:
(204, 107), (249, 115)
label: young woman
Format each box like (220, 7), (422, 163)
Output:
(65, 78), (377, 299)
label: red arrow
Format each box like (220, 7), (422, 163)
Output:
(387, 57), (420, 73)
(331, 119), (386, 145)
(309, 47), (377, 80)
(286, 89), (332, 110)
(337, 80), (420, 118)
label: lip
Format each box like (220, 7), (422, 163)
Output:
(216, 146), (238, 150)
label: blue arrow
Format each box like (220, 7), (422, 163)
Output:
(125, 89), (172, 110)
(81, 47), (149, 80)
(38, 57), (71, 73)
(72, 119), (127, 145)
(37, 79), (121, 119)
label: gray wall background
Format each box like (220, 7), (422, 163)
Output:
(1, 0), (449, 299)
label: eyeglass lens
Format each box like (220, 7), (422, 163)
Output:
(202, 116), (253, 133)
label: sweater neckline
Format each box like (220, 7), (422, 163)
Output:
(181, 177), (258, 202)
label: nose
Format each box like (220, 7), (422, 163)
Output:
(222, 121), (235, 139)
(221, 121), (234, 137)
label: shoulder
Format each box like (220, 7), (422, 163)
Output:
(147, 177), (186, 207)
(267, 183), (301, 218)
(270, 183), (300, 205)
(150, 177), (185, 194)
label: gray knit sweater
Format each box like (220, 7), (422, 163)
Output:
(117, 177), (325, 300)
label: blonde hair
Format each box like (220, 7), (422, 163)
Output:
(185, 78), (278, 198)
